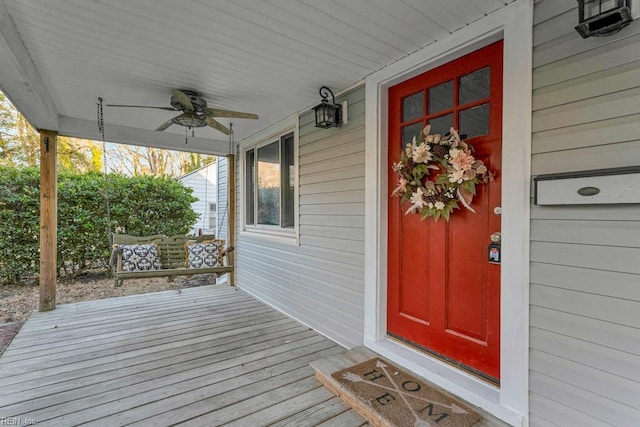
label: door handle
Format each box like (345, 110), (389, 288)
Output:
(490, 232), (501, 244)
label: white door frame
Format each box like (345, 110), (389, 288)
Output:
(363, 1), (533, 426)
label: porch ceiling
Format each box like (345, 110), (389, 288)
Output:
(0, 0), (515, 155)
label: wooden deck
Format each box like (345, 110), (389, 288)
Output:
(0, 285), (368, 426)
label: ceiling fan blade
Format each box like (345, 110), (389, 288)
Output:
(156, 119), (174, 131)
(206, 108), (258, 120)
(106, 104), (177, 111)
(205, 116), (232, 135)
(173, 90), (194, 111)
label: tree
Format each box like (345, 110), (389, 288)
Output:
(106, 144), (215, 177)
(0, 91), (103, 172)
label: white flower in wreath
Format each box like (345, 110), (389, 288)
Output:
(434, 201), (446, 210)
(406, 187), (427, 214)
(448, 169), (465, 184)
(392, 176), (408, 196)
(412, 141), (432, 163)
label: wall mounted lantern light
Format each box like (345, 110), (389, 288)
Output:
(575, 0), (633, 38)
(313, 86), (343, 128)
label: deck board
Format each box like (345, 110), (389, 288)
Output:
(0, 285), (366, 426)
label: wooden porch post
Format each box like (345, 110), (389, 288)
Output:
(39, 130), (57, 311)
(227, 154), (236, 286)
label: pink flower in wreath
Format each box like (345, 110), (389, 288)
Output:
(449, 148), (475, 171)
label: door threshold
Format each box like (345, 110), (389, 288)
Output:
(387, 333), (500, 387)
(364, 337), (524, 427)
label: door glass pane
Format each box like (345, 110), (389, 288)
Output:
(402, 123), (424, 145)
(459, 67), (490, 105)
(245, 149), (255, 225)
(281, 133), (295, 228)
(402, 92), (424, 122)
(257, 141), (280, 226)
(428, 113), (453, 136)
(459, 104), (490, 138)
(428, 80), (453, 114)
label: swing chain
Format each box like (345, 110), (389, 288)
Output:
(97, 97), (113, 244)
(217, 123), (233, 237)
(97, 98), (105, 140)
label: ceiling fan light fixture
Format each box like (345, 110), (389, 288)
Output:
(172, 113), (207, 128)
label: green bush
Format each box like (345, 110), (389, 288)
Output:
(0, 167), (198, 284)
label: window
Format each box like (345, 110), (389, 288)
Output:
(243, 130), (297, 237)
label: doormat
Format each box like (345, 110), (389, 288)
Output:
(332, 358), (481, 427)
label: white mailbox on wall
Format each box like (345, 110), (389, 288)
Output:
(534, 166), (640, 206)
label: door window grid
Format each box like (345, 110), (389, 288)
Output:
(400, 67), (492, 140)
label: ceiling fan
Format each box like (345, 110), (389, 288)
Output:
(106, 89), (258, 135)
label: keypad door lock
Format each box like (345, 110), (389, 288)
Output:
(488, 232), (501, 264)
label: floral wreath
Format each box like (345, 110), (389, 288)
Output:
(391, 125), (494, 221)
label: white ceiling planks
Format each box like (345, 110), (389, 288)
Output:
(0, 0), (516, 153)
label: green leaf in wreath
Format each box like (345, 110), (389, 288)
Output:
(420, 208), (430, 220)
(461, 180), (477, 195)
(436, 174), (450, 185)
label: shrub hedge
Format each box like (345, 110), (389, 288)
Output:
(0, 167), (198, 284)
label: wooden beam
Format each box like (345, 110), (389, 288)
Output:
(39, 130), (57, 311)
(0, 0), (59, 131)
(59, 117), (231, 156)
(227, 154), (236, 286)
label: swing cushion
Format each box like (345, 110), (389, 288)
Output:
(120, 244), (162, 272)
(185, 240), (224, 269)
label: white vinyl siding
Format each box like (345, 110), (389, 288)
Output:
(177, 163), (217, 236)
(234, 86), (366, 348)
(530, 1), (640, 425)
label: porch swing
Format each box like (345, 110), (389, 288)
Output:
(96, 98), (235, 287)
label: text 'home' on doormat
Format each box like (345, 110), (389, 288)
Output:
(332, 358), (481, 427)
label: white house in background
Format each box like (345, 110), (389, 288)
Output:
(177, 161), (218, 236)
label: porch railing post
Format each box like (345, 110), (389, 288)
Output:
(39, 129), (57, 311)
(227, 154), (236, 286)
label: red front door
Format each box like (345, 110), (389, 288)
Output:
(387, 41), (503, 381)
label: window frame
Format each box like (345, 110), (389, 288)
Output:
(240, 115), (299, 244)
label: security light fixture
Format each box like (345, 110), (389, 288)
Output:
(575, 0), (633, 38)
(313, 86), (343, 128)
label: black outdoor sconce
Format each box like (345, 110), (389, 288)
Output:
(575, 0), (633, 38)
(313, 86), (343, 128)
